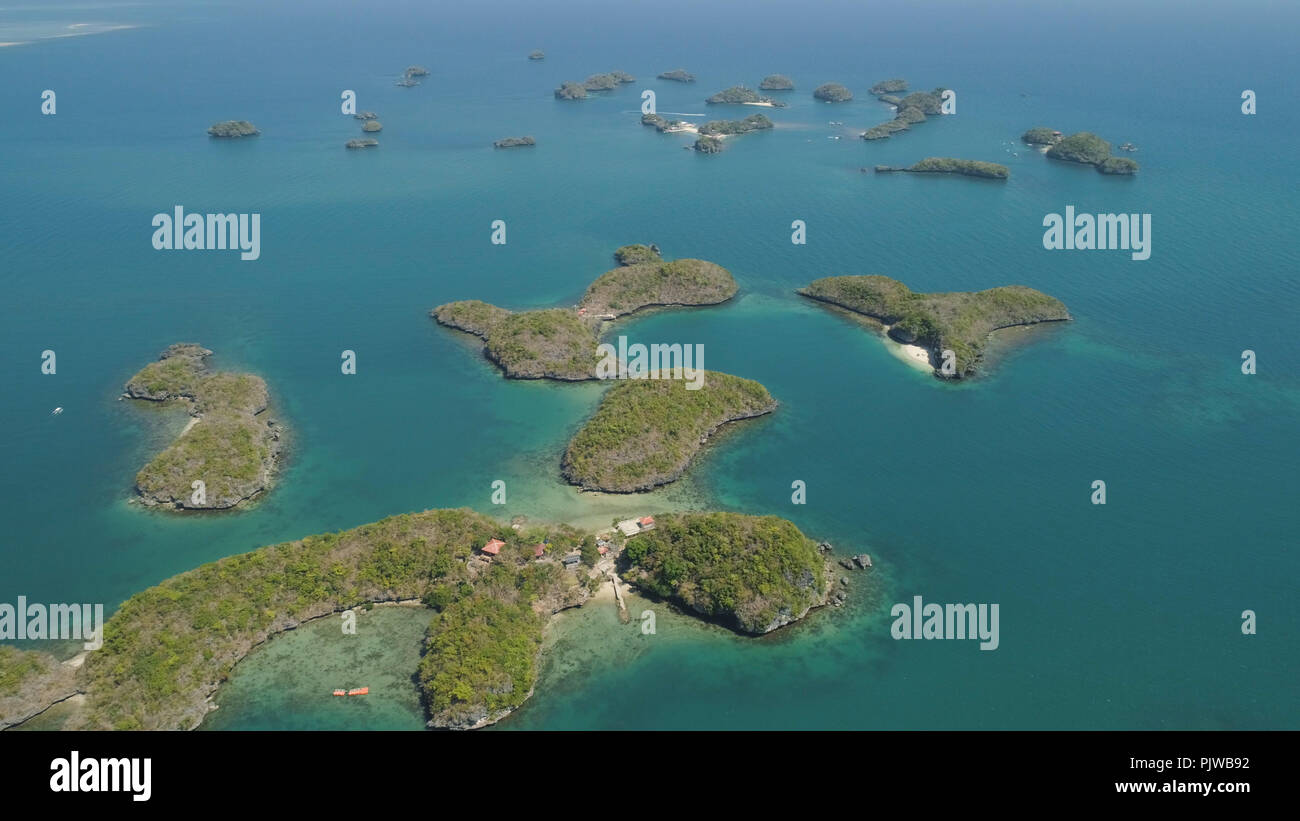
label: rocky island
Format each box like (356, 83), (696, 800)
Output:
(361, 120), (382, 133)
(124, 343), (283, 509)
(1022, 128), (1140, 174)
(207, 120), (259, 138)
(345, 138), (379, 149)
(433, 247), (737, 379)
(620, 512), (833, 634)
(0, 504), (845, 731)
(759, 74), (794, 91)
(493, 136), (536, 148)
(397, 65), (430, 86)
(528, 50), (545, 60)
(872, 157), (1009, 179)
(561, 371), (778, 492)
(706, 85), (785, 106)
(799, 275), (1070, 379)
(554, 82), (587, 100)
(658, 68), (695, 83)
(694, 136), (724, 153)
(813, 83), (853, 102)
(699, 113), (774, 137)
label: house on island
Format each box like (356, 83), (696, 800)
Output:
(481, 538), (505, 557)
(616, 515), (656, 537)
(561, 552), (582, 568)
(533, 543), (546, 560)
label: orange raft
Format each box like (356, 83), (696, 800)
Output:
(332, 689), (346, 696)
(347, 687), (369, 696)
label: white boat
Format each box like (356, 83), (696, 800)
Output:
(52, 407), (63, 415)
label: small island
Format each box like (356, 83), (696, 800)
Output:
(493, 135), (536, 148)
(562, 371), (777, 492)
(124, 343), (283, 508)
(345, 138), (379, 149)
(869, 78), (908, 95)
(694, 136), (724, 153)
(699, 113), (774, 136)
(207, 120), (259, 138)
(620, 512), (833, 634)
(799, 275), (1070, 379)
(641, 112), (693, 133)
(813, 83), (853, 102)
(361, 120), (382, 133)
(1022, 128), (1140, 175)
(433, 248), (737, 380)
(873, 157), (1009, 179)
(353, 111), (378, 120)
(397, 65), (430, 86)
(759, 74), (794, 91)
(528, 50), (545, 60)
(554, 82), (587, 100)
(706, 85), (785, 107)
(658, 68), (695, 83)
(862, 85), (948, 141)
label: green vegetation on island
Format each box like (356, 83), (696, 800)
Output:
(493, 136), (536, 148)
(706, 85), (783, 106)
(869, 78), (908, 95)
(1023, 128), (1140, 175)
(699, 113), (774, 136)
(658, 68), (695, 82)
(612, 243), (662, 265)
(562, 371), (776, 492)
(73, 507), (591, 730)
(759, 74), (794, 90)
(873, 157), (1010, 179)
(554, 82), (587, 100)
(799, 275), (1070, 378)
(694, 136), (724, 153)
(433, 249), (737, 380)
(124, 343), (283, 509)
(207, 120), (259, 138)
(0, 645), (78, 730)
(640, 112), (689, 132)
(619, 512), (831, 634)
(862, 86), (949, 141)
(813, 83), (853, 102)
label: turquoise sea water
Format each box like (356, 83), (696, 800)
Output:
(2, 0), (1297, 729)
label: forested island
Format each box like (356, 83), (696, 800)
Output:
(799, 275), (1070, 378)
(620, 512), (833, 634)
(493, 136), (536, 148)
(706, 85), (785, 106)
(699, 113), (774, 136)
(1022, 128), (1140, 174)
(207, 120), (259, 138)
(433, 247), (736, 379)
(658, 68), (695, 82)
(562, 371), (777, 492)
(124, 343), (283, 509)
(555, 72), (635, 99)
(759, 74), (794, 90)
(813, 83), (853, 102)
(873, 157), (1009, 179)
(862, 84), (948, 140)
(0, 506), (843, 730)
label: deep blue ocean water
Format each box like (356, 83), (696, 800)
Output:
(2, 0), (1297, 729)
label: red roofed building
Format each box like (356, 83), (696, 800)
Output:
(598, 545), (609, 556)
(639, 516), (655, 529)
(482, 538), (505, 556)
(534, 543), (546, 559)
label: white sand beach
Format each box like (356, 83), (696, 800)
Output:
(881, 325), (934, 371)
